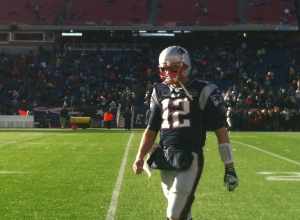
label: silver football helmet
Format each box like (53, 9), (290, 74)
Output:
(158, 46), (191, 83)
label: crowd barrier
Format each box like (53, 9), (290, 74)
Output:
(0, 115), (34, 128)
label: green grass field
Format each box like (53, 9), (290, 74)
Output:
(0, 129), (300, 220)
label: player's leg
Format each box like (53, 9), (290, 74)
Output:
(162, 153), (204, 220)
(161, 170), (175, 200)
(180, 153), (204, 220)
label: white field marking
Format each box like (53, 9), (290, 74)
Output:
(232, 140), (300, 166)
(0, 141), (17, 144)
(0, 141), (18, 150)
(0, 141), (17, 149)
(228, 135), (259, 138)
(267, 177), (300, 181)
(25, 142), (44, 145)
(0, 170), (28, 175)
(257, 171), (273, 175)
(0, 135), (49, 149)
(105, 132), (134, 220)
(257, 171), (300, 182)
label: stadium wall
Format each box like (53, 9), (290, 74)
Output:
(0, 116), (34, 128)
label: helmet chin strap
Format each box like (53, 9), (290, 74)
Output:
(178, 79), (193, 101)
(163, 68), (193, 101)
(172, 74), (193, 101)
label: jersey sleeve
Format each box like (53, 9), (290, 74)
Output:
(146, 88), (162, 132)
(203, 87), (226, 130)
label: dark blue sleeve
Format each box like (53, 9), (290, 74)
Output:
(147, 88), (162, 132)
(203, 88), (226, 130)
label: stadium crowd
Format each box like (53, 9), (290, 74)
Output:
(192, 36), (300, 131)
(0, 36), (299, 130)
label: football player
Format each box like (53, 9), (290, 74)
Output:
(133, 46), (238, 220)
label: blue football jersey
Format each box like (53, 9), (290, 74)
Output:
(147, 80), (226, 153)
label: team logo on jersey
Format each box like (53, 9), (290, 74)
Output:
(210, 94), (223, 107)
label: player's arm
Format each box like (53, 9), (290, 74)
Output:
(133, 86), (161, 175)
(202, 84), (238, 191)
(215, 127), (238, 191)
(133, 128), (158, 174)
(215, 127), (234, 168)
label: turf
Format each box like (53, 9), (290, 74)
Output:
(0, 130), (300, 220)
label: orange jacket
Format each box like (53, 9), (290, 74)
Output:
(18, 109), (29, 117)
(103, 112), (113, 122)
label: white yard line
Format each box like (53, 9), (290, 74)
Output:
(0, 135), (50, 150)
(105, 132), (134, 220)
(0, 141), (17, 149)
(232, 140), (300, 166)
(0, 170), (28, 174)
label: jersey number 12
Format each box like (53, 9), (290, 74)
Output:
(161, 97), (190, 129)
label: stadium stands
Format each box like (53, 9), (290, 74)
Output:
(0, 0), (296, 26)
(65, 0), (148, 25)
(0, 0), (35, 24)
(0, 0), (298, 130)
(156, 0), (200, 26)
(0, 33), (299, 130)
(157, 0), (238, 26)
(246, 0), (297, 25)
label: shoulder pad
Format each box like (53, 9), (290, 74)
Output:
(153, 83), (171, 102)
(198, 83), (218, 110)
(186, 79), (209, 98)
(189, 79), (209, 88)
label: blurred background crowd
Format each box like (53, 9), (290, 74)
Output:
(0, 32), (299, 130)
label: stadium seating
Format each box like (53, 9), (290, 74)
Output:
(0, 0), (64, 25)
(246, 0), (297, 25)
(0, 32), (299, 130)
(38, 0), (64, 24)
(199, 0), (238, 25)
(157, 0), (238, 26)
(64, 0), (148, 25)
(0, 0), (34, 24)
(156, 0), (199, 26)
(0, 0), (297, 26)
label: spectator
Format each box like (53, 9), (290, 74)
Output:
(96, 108), (104, 127)
(60, 106), (69, 128)
(103, 109), (113, 129)
(123, 107), (132, 130)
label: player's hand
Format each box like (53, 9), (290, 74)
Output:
(224, 164), (238, 192)
(133, 158), (144, 175)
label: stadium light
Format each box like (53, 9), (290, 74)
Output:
(139, 32), (175, 37)
(61, 32), (83, 37)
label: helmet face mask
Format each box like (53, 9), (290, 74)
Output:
(159, 62), (188, 84)
(158, 46), (191, 85)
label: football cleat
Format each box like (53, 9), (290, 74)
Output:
(224, 166), (239, 191)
